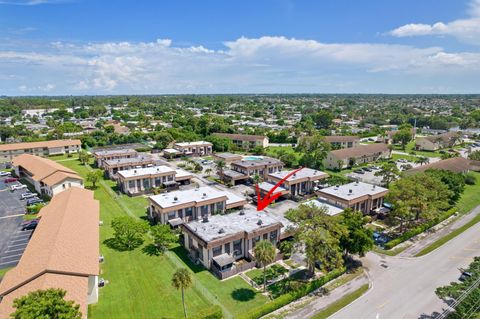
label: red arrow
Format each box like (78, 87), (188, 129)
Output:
(256, 167), (304, 211)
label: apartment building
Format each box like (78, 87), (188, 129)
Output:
(181, 209), (282, 278)
(415, 131), (462, 151)
(103, 156), (155, 179)
(93, 148), (138, 168)
(0, 188), (99, 319)
(316, 181), (388, 214)
(148, 186), (247, 225)
(12, 154), (83, 197)
(212, 152), (243, 165)
(222, 157), (284, 185)
(266, 167), (329, 198)
(173, 141), (213, 156)
(324, 143), (391, 170)
(117, 165), (193, 195)
(212, 133), (269, 149)
(323, 136), (360, 149)
(0, 139), (81, 162)
(405, 157), (480, 175)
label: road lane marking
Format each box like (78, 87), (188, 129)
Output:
(449, 256), (473, 261)
(376, 301), (389, 309)
(0, 214), (24, 219)
(463, 248), (478, 251)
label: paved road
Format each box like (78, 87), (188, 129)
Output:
(330, 208), (480, 319)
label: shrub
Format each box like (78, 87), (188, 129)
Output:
(27, 203), (45, 214)
(238, 268), (345, 319)
(384, 207), (457, 250)
(465, 173), (477, 185)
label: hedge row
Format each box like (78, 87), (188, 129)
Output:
(384, 207), (457, 250)
(238, 268), (345, 319)
(190, 305), (223, 319)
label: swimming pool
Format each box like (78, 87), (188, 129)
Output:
(243, 156), (263, 161)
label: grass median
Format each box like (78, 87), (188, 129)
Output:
(311, 284), (369, 319)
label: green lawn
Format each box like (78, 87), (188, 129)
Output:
(311, 284), (369, 319)
(391, 153), (418, 162)
(457, 172), (480, 214)
(393, 140), (442, 158)
(265, 146), (302, 167)
(54, 156), (268, 319)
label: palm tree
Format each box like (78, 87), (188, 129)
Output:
(336, 159), (344, 171)
(171, 268), (193, 318)
(204, 168), (213, 177)
(253, 173), (262, 185)
(253, 240), (276, 292)
(348, 157), (356, 168)
(215, 160), (225, 177)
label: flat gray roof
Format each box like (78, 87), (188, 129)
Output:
(117, 165), (175, 178)
(318, 181), (387, 200)
(149, 186), (245, 209)
(93, 148), (136, 156)
(175, 141), (212, 147)
(258, 182), (288, 194)
(302, 199), (345, 216)
(214, 153), (243, 159)
(232, 157), (283, 168)
(269, 168), (328, 182)
(184, 209), (283, 242)
(104, 156), (153, 166)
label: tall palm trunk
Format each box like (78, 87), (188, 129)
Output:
(181, 287), (187, 318)
(263, 264), (267, 292)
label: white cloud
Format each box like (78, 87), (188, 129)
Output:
(1, 36), (480, 94)
(0, 0), (67, 5)
(389, 0), (480, 45)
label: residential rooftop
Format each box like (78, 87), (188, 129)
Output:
(318, 181), (388, 200)
(405, 157), (478, 174)
(269, 167), (328, 182)
(174, 141), (212, 147)
(93, 148), (137, 156)
(183, 209), (283, 242)
(214, 152), (243, 159)
(323, 136), (360, 143)
(0, 139), (81, 152)
(117, 165), (175, 178)
(232, 157), (283, 168)
(303, 198), (345, 216)
(212, 133), (267, 141)
(104, 155), (153, 166)
(150, 186), (245, 209)
(329, 143), (390, 159)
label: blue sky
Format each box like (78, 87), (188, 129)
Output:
(1, 0), (479, 95)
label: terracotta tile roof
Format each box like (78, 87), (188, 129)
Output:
(0, 139), (81, 152)
(12, 154), (83, 186)
(329, 143), (390, 160)
(405, 157), (476, 174)
(0, 188), (99, 319)
(213, 133), (267, 142)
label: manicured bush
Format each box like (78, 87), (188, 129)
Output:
(238, 268), (345, 319)
(465, 173), (477, 185)
(190, 305), (223, 319)
(384, 207), (457, 250)
(26, 203), (45, 214)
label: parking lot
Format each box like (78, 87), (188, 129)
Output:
(0, 176), (33, 269)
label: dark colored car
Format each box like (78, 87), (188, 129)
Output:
(26, 198), (43, 206)
(4, 177), (18, 183)
(459, 271), (472, 282)
(21, 219), (39, 231)
(354, 169), (365, 174)
(363, 167), (373, 172)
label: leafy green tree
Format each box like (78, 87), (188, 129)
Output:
(150, 224), (177, 253)
(215, 160), (225, 177)
(386, 173), (453, 232)
(154, 131), (174, 149)
(86, 169), (103, 188)
(206, 135), (233, 152)
(374, 162), (400, 186)
(78, 150), (91, 165)
(253, 240), (276, 292)
(111, 216), (148, 250)
(425, 169), (465, 204)
(441, 152), (459, 160)
(436, 256), (480, 319)
(286, 203), (347, 274)
(171, 268), (193, 319)
(468, 150), (480, 161)
(415, 156), (430, 166)
(393, 129), (413, 150)
(296, 134), (331, 169)
(10, 288), (82, 319)
(339, 209), (374, 257)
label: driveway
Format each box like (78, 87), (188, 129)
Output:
(0, 177), (33, 269)
(330, 207), (480, 319)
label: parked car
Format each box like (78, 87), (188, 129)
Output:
(11, 184), (27, 191)
(20, 192), (37, 200)
(21, 219), (39, 231)
(27, 198), (43, 206)
(4, 177), (18, 183)
(459, 271), (472, 282)
(354, 169), (365, 174)
(363, 167), (373, 172)
(0, 171), (11, 177)
(397, 159), (408, 163)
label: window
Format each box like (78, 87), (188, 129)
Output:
(62, 184), (66, 189)
(270, 230), (278, 243)
(224, 243), (231, 255)
(185, 207), (193, 217)
(200, 205), (208, 217)
(216, 202), (224, 212)
(143, 178), (150, 189)
(128, 180), (135, 189)
(167, 211), (176, 220)
(155, 177), (161, 187)
(233, 239), (242, 256)
(252, 236), (260, 247)
(263, 233), (268, 240)
(212, 246), (222, 257)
